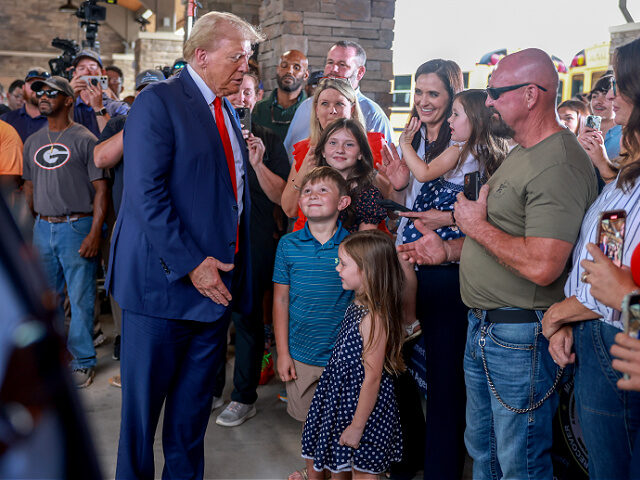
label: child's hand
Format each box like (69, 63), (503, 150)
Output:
(277, 353), (297, 382)
(339, 424), (364, 449)
(399, 117), (420, 147)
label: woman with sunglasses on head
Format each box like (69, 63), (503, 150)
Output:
(578, 74), (623, 185)
(379, 59), (468, 480)
(542, 37), (640, 480)
(281, 78), (388, 232)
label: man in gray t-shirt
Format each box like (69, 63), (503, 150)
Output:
(22, 76), (108, 388)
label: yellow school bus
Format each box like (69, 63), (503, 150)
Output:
(564, 41), (611, 100)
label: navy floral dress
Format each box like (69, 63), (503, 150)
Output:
(301, 303), (402, 474)
(339, 184), (387, 233)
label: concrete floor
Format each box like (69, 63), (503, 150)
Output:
(78, 315), (471, 479)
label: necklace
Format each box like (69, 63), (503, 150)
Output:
(47, 122), (72, 155)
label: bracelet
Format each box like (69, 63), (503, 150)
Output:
(393, 182), (410, 192)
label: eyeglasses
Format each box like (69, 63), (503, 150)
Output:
(270, 104), (292, 125)
(35, 90), (61, 98)
(486, 83), (548, 100)
(25, 70), (51, 81)
(612, 79), (617, 96)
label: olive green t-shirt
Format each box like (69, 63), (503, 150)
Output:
(459, 129), (598, 310)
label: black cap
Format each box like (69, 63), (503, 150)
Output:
(135, 69), (165, 90)
(25, 68), (51, 82)
(73, 49), (103, 68)
(30, 76), (75, 98)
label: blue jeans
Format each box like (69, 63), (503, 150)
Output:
(33, 217), (97, 369)
(573, 320), (640, 479)
(464, 310), (559, 480)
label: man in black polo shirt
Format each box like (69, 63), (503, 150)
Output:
(1, 68), (50, 143)
(22, 76), (108, 388)
(212, 71), (290, 427)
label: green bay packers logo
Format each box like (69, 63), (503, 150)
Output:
(34, 143), (70, 170)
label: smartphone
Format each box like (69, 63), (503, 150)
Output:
(376, 198), (411, 213)
(236, 107), (251, 132)
(597, 210), (626, 267)
(622, 292), (640, 379)
(464, 171), (481, 201)
(585, 115), (602, 131)
(80, 75), (108, 90)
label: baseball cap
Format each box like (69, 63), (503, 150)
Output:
(25, 67), (51, 82)
(30, 76), (75, 98)
(135, 69), (165, 90)
(307, 70), (324, 86)
(73, 49), (103, 68)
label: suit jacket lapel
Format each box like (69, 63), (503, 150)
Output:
(179, 69), (235, 198)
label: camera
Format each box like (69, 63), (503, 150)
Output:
(49, 38), (80, 79)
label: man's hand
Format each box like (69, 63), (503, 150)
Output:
(277, 352), (297, 382)
(397, 223), (448, 265)
(453, 184), (489, 237)
(78, 231), (101, 258)
(541, 301), (565, 339)
(581, 243), (637, 310)
(188, 256), (234, 305)
(548, 325), (575, 367)
(339, 423), (364, 449)
(399, 209), (452, 231)
(70, 75), (88, 97)
(247, 134), (266, 168)
(377, 142), (410, 190)
(612, 333), (640, 391)
(84, 81), (104, 110)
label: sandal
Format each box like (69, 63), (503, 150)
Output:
(288, 467), (308, 480)
(404, 320), (422, 342)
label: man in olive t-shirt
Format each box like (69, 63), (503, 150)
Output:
(398, 49), (597, 480)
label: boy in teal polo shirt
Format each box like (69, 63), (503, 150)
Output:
(273, 166), (353, 421)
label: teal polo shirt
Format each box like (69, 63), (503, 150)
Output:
(272, 221), (353, 366)
(253, 88), (306, 142)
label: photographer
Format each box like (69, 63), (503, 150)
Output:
(69, 50), (129, 136)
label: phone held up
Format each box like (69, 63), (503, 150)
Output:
(597, 209), (626, 267)
(80, 75), (109, 90)
(585, 115), (602, 131)
(236, 107), (251, 134)
(464, 171), (481, 201)
(622, 292), (640, 380)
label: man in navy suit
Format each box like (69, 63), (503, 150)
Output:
(106, 11), (265, 480)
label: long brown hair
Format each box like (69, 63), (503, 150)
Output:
(340, 231), (405, 375)
(315, 119), (375, 229)
(454, 89), (509, 177)
(613, 37), (640, 190)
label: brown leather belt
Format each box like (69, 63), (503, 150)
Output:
(39, 213), (91, 223)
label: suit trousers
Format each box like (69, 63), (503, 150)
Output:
(116, 309), (230, 480)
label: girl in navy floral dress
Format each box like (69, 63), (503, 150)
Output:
(301, 230), (405, 479)
(314, 119), (387, 233)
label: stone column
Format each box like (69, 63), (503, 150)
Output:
(258, 0), (395, 114)
(134, 31), (184, 75)
(609, 22), (640, 60)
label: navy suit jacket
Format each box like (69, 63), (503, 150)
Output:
(106, 67), (252, 322)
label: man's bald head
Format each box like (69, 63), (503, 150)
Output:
(492, 48), (558, 107)
(276, 49), (309, 93)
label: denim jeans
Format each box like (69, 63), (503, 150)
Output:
(464, 309), (559, 480)
(573, 320), (640, 480)
(33, 216), (97, 369)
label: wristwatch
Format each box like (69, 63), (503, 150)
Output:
(94, 107), (107, 116)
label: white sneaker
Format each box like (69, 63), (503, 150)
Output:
(215, 401), (256, 427)
(211, 396), (224, 412)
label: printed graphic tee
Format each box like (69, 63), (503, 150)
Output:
(23, 123), (104, 216)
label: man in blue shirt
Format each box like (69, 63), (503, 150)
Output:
(69, 49), (130, 136)
(0, 68), (50, 143)
(283, 41), (392, 162)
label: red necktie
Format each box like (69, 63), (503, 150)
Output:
(212, 97), (239, 253)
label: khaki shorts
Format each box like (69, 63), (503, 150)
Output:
(285, 359), (324, 422)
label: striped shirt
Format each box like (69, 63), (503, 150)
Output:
(565, 176), (640, 329)
(273, 221), (353, 366)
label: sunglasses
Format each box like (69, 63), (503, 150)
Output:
(612, 79), (617, 96)
(270, 104), (292, 125)
(486, 83), (547, 100)
(25, 70), (51, 81)
(35, 90), (61, 99)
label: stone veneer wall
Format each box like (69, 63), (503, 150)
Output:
(609, 22), (640, 61)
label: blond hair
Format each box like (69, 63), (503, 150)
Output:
(183, 11), (265, 63)
(309, 78), (365, 146)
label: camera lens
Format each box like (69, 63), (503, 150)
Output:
(91, 78), (98, 86)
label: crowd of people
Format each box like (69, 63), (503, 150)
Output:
(2, 8), (640, 480)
